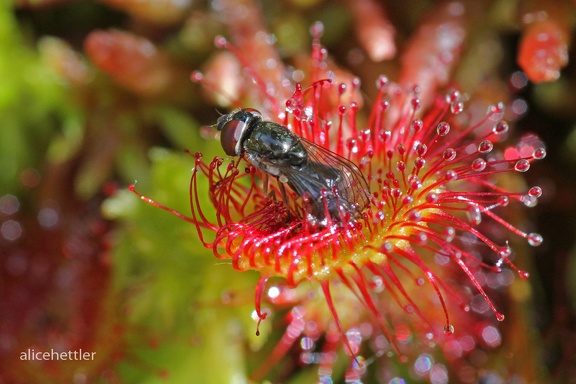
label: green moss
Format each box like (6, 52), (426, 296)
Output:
(0, 5), (78, 194)
(104, 146), (262, 382)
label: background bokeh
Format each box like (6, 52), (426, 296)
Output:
(1, 0), (575, 383)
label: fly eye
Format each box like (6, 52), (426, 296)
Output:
(220, 119), (246, 156)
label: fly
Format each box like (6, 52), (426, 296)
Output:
(216, 108), (371, 228)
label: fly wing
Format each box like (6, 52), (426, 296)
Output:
(300, 137), (371, 211)
(273, 162), (334, 226)
(277, 163), (329, 202)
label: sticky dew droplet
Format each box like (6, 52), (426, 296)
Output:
(522, 195), (538, 207)
(310, 21), (324, 38)
(518, 270), (530, 279)
(446, 90), (461, 103)
(444, 170), (457, 181)
(499, 244), (511, 258)
(478, 140), (493, 153)
(377, 75), (388, 89)
(489, 102), (505, 115)
(214, 35), (228, 48)
(527, 232), (543, 246)
(450, 101), (464, 114)
(492, 121), (509, 135)
(190, 70), (203, 82)
(533, 147), (546, 159)
(528, 186), (542, 198)
(443, 148), (456, 161)
(471, 158), (487, 171)
(443, 227), (456, 242)
(412, 119), (423, 133)
(415, 142), (427, 156)
(436, 122), (450, 136)
(514, 159), (530, 172)
(426, 193), (438, 203)
(467, 206), (481, 225)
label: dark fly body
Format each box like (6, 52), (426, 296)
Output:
(217, 108), (371, 227)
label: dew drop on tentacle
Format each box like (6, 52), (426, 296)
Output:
(443, 227), (456, 243)
(190, 70), (203, 82)
(443, 148), (457, 161)
(414, 158), (426, 172)
(411, 119), (424, 135)
(497, 195), (509, 207)
(488, 102), (505, 115)
(409, 175), (422, 190)
(527, 232), (543, 247)
(397, 144), (406, 156)
(533, 147), (547, 159)
(514, 159), (530, 172)
(415, 231), (428, 246)
(214, 35), (228, 48)
(402, 196), (414, 206)
(376, 75), (389, 90)
(310, 21), (324, 39)
(436, 122), (450, 136)
(477, 140), (493, 153)
(492, 121), (509, 135)
(471, 158), (486, 172)
(467, 206), (481, 225)
(397, 161), (406, 172)
(444, 170), (457, 181)
(446, 90), (461, 103)
(450, 101), (464, 115)
(521, 194), (538, 207)
(351, 77), (361, 92)
(518, 270), (530, 279)
(415, 142), (427, 156)
(425, 193), (438, 203)
(528, 186), (543, 198)
(346, 328), (363, 355)
(380, 100), (390, 114)
(499, 243), (512, 258)
(285, 83), (304, 115)
(408, 210), (421, 222)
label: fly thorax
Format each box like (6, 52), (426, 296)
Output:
(288, 142), (307, 167)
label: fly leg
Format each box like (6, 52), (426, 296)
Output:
(262, 174), (277, 201)
(278, 176), (294, 221)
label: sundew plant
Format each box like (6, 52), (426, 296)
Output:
(131, 20), (545, 384)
